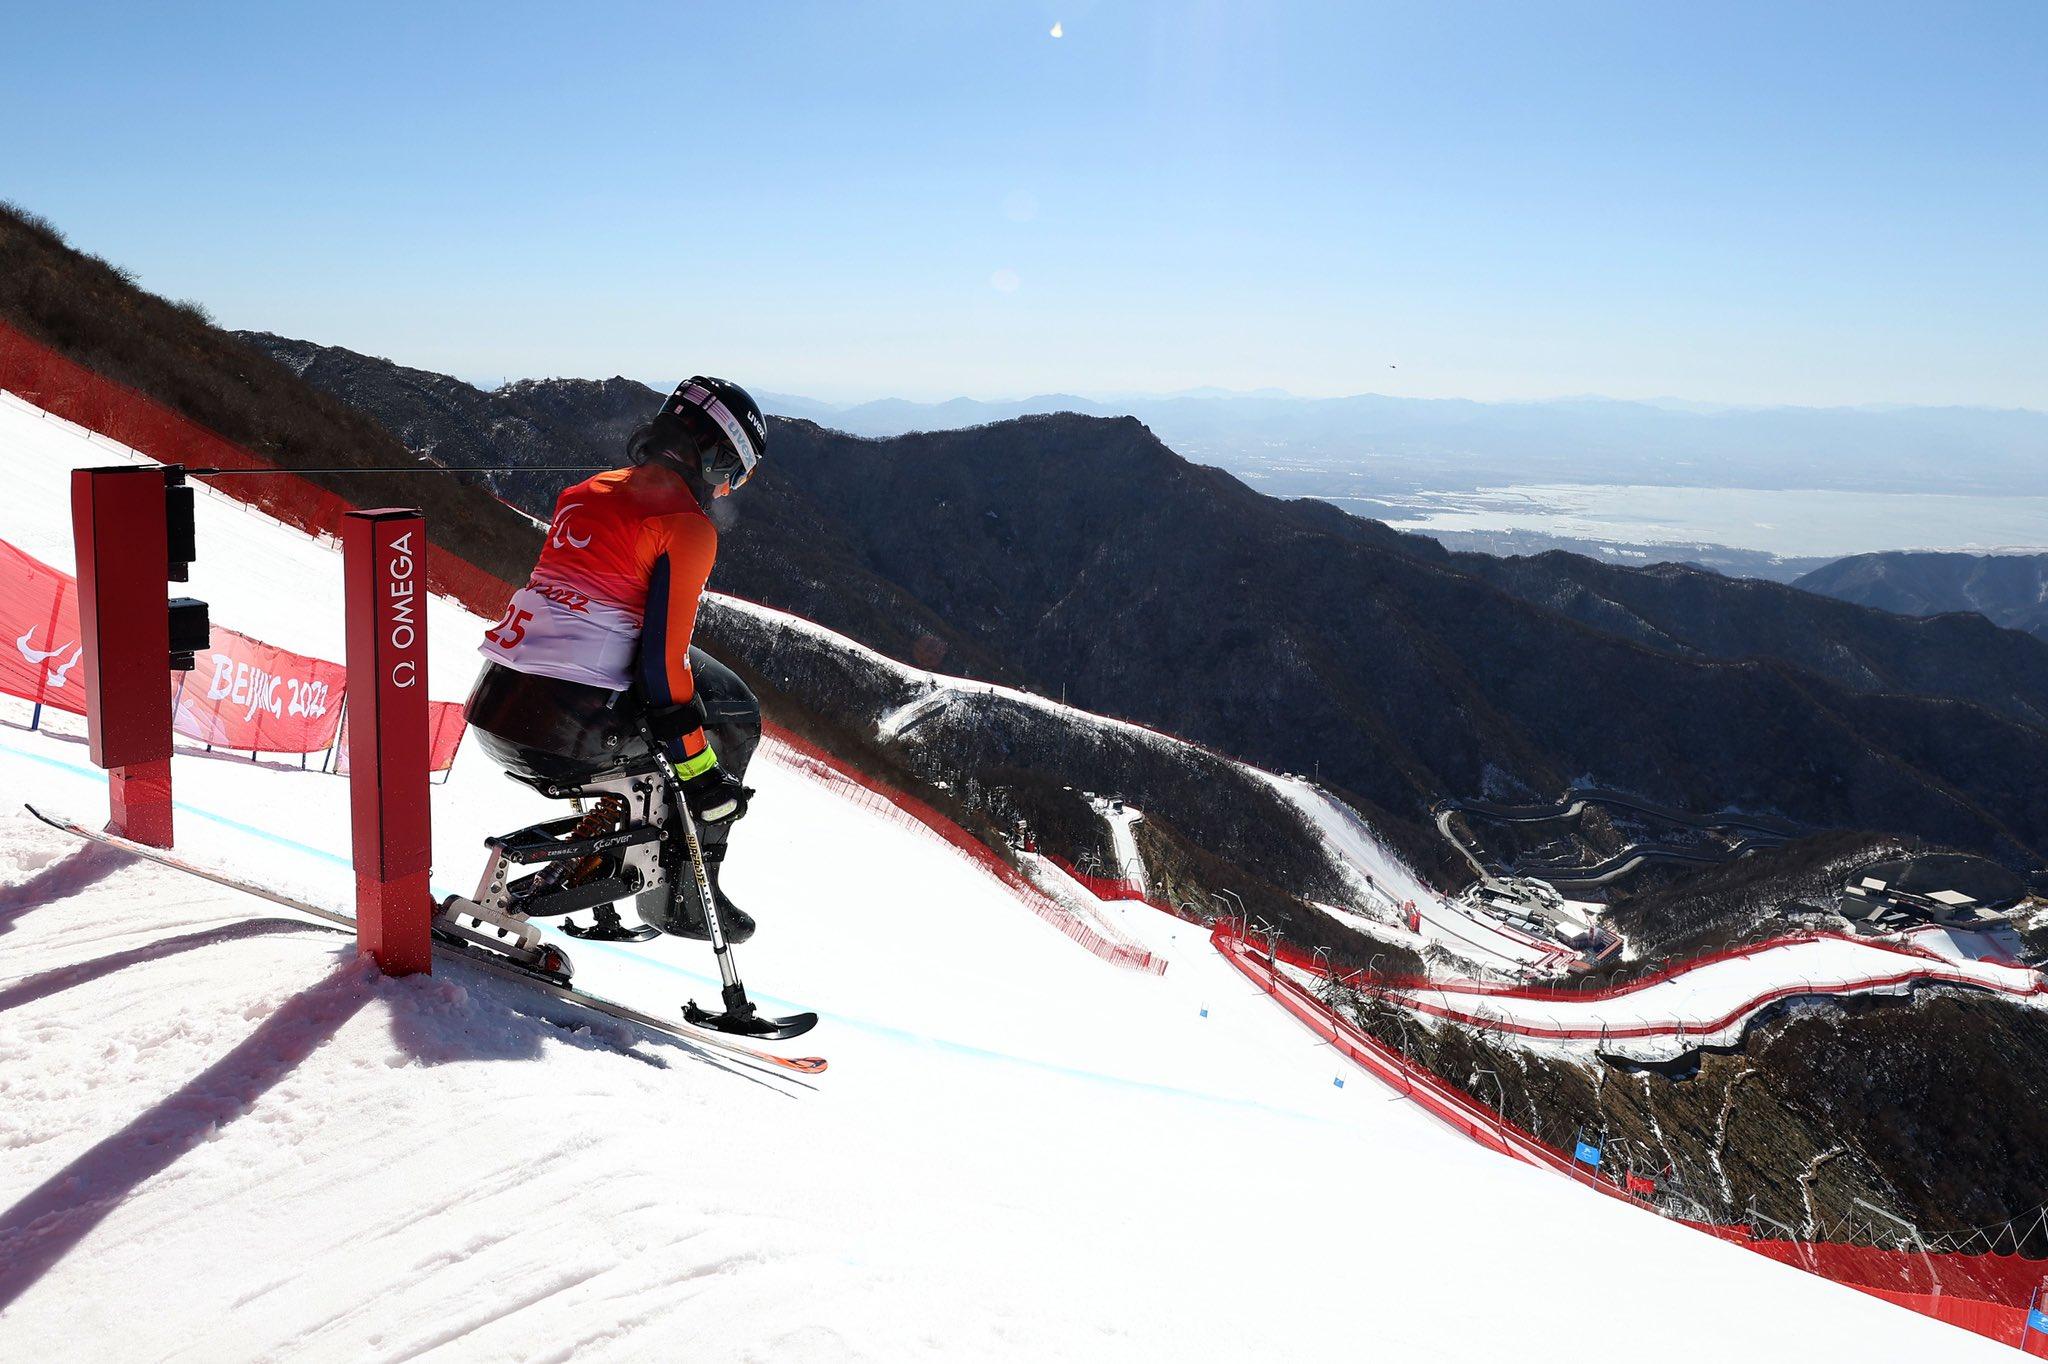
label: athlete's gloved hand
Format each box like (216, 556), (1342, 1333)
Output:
(680, 765), (752, 825)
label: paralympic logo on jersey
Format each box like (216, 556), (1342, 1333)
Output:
(15, 628), (82, 688)
(549, 503), (593, 551)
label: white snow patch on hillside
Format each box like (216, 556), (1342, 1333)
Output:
(1247, 769), (1435, 908)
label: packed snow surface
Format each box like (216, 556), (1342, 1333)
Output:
(0, 389), (2010, 1359)
(1098, 800), (1148, 896)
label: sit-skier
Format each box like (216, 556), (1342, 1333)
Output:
(463, 376), (769, 942)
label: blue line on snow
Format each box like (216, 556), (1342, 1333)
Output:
(6, 734), (1336, 1122)
(6, 740), (355, 869)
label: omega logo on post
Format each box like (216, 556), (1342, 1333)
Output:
(386, 530), (419, 688)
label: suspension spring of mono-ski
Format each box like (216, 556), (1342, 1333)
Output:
(546, 794), (629, 889)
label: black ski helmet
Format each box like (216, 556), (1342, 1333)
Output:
(632, 376), (768, 493)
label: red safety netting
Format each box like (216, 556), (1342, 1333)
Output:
(1046, 855), (1148, 902)
(174, 625), (346, 753)
(0, 320), (513, 621)
(0, 538), (85, 716)
(1750, 1239), (2048, 1309)
(333, 701), (468, 775)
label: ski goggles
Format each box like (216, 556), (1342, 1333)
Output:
(671, 381), (762, 491)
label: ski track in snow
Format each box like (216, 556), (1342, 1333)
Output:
(1099, 803), (1148, 897)
(0, 388), (2016, 1360)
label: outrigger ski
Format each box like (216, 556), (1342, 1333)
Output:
(643, 737), (820, 1043)
(22, 804), (827, 1075)
(683, 984), (819, 1042)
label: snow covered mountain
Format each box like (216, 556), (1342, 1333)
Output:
(0, 368), (2013, 1359)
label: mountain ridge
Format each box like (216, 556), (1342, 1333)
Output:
(236, 333), (2048, 872)
(1796, 551), (2048, 642)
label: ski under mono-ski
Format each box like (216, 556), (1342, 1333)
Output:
(22, 804), (828, 1076)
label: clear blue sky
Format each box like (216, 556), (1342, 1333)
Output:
(7, 2), (2044, 406)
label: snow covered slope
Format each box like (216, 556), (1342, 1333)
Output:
(1376, 934), (2044, 1060)
(0, 391), (2007, 1360)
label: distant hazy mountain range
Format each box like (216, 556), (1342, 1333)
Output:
(756, 387), (2048, 500)
(1797, 553), (2048, 641)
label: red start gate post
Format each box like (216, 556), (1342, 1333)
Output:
(70, 466), (206, 849)
(342, 508), (434, 976)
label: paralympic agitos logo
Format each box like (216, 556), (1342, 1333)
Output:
(549, 503), (592, 551)
(15, 628), (82, 688)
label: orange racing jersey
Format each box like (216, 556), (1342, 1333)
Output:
(480, 466), (717, 764)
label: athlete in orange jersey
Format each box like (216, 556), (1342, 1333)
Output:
(466, 377), (770, 942)
(481, 465), (723, 762)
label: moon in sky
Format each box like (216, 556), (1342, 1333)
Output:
(1050, 22), (1063, 39)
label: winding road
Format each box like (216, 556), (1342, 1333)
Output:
(1438, 788), (1802, 894)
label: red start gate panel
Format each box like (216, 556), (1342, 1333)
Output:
(342, 509), (433, 976)
(71, 467), (175, 846)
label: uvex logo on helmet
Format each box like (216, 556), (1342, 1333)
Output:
(660, 376), (768, 492)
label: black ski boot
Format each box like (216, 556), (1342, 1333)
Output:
(560, 903), (660, 943)
(651, 842), (755, 944)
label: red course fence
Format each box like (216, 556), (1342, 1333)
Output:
(334, 702), (468, 776)
(0, 319), (513, 620)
